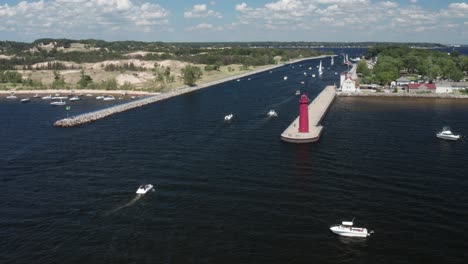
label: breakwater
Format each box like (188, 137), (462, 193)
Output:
(280, 86), (336, 143)
(338, 92), (468, 99)
(53, 56), (331, 127)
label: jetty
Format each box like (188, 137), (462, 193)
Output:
(281, 86), (336, 143)
(54, 56), (333, 127)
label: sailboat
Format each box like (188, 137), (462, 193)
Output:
(318, 60), (323, 76)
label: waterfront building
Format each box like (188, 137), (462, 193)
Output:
(435, 81), (468, 93)
(408, 83), (436, 93)
(340, 72), (359, 93)
(396, 76), (411, 86)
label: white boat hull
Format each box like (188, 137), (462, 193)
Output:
(136, 184), (154, 194)
(436, 134), (459, 141)
(330, 225), (371, 237)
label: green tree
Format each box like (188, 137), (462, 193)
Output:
(356, 60), (370, 77)
(181, 65), (202, 86)
(77, 69), (93, 88)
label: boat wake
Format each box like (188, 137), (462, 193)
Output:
(107, 194), (143, 214)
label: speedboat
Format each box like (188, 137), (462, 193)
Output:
(86, 94), (93, 97)
(33, 94), (40, 98)
(20, 98), (30, 103)
(295, 90), (301, 95)
(6, 93), (17, 99)
(69, 96), (80, 101)
(283, 76), (288, 80)
(50, 100), (66, 106)
(136, 184), (154, 194)
(330, 219), (373, 237)
(224, 113), (234, 121)
(96, 95), (104, 100)
(436, 127), (460, 141)
(267, 110), (278, 117)
(103, 95), (115, 101)
(42, 95), (52, 100)
(312, 74), (316, 78)
(304, 72), (307, 76)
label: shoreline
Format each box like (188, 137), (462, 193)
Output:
(2, 55), (329, 98)
(337, 92), (468, 99)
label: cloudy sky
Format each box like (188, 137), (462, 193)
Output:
(0, 0), (467, 43)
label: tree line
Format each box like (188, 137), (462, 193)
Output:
(358, 45), (467, 85)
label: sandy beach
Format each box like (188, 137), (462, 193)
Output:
(2, 55), (330, 99)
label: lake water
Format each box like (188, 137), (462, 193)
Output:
(1, 56), (467, 264)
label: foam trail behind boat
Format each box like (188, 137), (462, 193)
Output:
(107, 194), (142, 214)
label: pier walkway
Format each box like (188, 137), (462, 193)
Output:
(281, 86), (336, 143)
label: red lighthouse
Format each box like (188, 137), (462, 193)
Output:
(299, 94), (309, 133)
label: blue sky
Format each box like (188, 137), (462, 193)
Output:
(0, 0), (467, 43)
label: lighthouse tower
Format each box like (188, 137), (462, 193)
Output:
(299, 94), (309, 133)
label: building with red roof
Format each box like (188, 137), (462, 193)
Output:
(408, 83), (436, 93)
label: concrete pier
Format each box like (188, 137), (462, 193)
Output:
(280, 86), (336, 143)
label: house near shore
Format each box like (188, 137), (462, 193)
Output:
(340, 72), (359, 93)
(435, 81), (468, 93)
(408, 83), (436, 93)
(396, 76), (411, 86)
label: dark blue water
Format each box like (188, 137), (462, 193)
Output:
(1, 57), (468, 264)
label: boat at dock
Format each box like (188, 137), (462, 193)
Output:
(136, 184), (153, 194)
(52, 96), (68, 100)
(33, 94), (40, 98)
(436, 127), (460, 141)
(330, 218), (373, 237)
(20, 98), (30, 103)
(6, 93), (17, 99)
(69, 96), (80, 101)
(50, 100), (66, 106)
(42, 95), (52, 100)
(103, 95), (115, 101)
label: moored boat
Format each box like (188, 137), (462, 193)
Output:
(42, 95), (52, 100)
(6, 93), (17, 99)
(69, 96), (80, 101)
(50, 100), (66, 106)
(103, 95), (115, 101)
(20, 98), (30, 103)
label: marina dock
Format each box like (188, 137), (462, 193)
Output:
(281, 86), (336, 143)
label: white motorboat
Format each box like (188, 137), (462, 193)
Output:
(103, 95), (115, 101)
(50, 100), (66, 106)
(224, 114), (234, 121)
(312, 74), (316, 78)
(96, 95), (104, 100)
(86, 94), (93, 97)
(42, 95), (52, 100)
(267, 109), (278, 117)
(52, 96), (68, 100)
(283, 76), (288, 80)
(303, 72), (307, 76)
(330, 219), (373, 237)
(6, 93), (17, 99)
(295, 90), (301, 95)
(69, 96), (80, 101)
(309, 67), (312, 70)
(436, 127), (460, 141)
(20, 98), (30, 103)
(136, 184), (154, 194)
(33, 94), (40, 98)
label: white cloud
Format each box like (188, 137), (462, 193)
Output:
(410, 0), (418, 3)
(184, 4), (222, 18)
(187, 23), (223, 31)
(0, 0), (170, 37)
